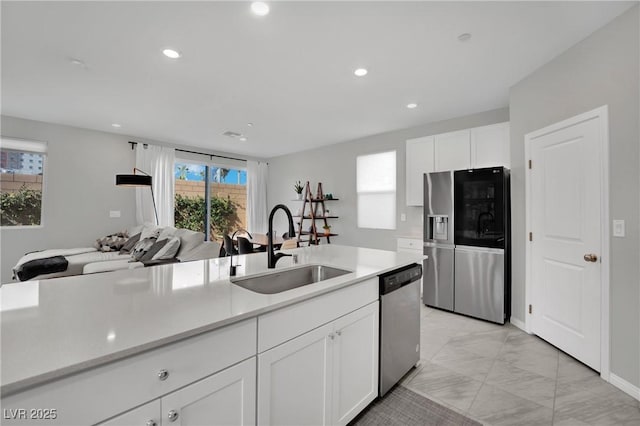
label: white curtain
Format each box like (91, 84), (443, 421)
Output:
(246, 160), (268, 233)
(135, 144), (175, 226)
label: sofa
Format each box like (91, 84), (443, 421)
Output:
(12, 224), (221, 281)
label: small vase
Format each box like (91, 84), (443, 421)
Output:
(324, 229), (331, 236)
(296, 193), (302, 200)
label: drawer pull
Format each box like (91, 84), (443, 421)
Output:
(168, 410), (179, 422)
(146, 421), (158, 426)
(158, 369), (170, 381)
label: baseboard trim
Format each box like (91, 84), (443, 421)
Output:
(609, 373), (640, 401)
(509, 316), (527, 332)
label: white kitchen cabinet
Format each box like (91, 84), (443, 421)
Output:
(331, 302), (379, 425)
(258, 302), (379, 426)
(434, 130), (471, 172)
(405, 136), (435, 206)
(97, 400), (160, 426)
(471, 122), (510, 168)
(161, 357), (256, 426)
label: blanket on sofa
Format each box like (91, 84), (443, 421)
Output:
(15, 256), (69, 281)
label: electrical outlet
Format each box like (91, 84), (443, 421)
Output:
(613, 220), (625, 237)
(109, 210), (121, 218)
(400, 213), (406, 222)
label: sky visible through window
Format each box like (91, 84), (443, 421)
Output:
(175, 163), (247, 185)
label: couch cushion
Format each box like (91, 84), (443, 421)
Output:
(140, 224), (162, 241)
(83, 259), (144, 275)
(139, 239), (168, 262)
(177, 241), (221, 262)
(157, 226), (177, 242)
(95, 231), (128, 252)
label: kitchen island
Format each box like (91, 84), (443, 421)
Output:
(1, 245), (423, 425)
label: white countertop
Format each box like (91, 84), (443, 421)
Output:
(0, 245), (423, 395)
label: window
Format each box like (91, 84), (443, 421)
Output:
(356, 151), (396, 230)
(174, 161), (247, 240)
(0, 138), (47, 227)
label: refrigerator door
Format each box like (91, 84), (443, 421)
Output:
(454, 245), (505, 323)
(422, 244), (454, 311)
(424, 171), (454, 246)
(454, 167), (506, 249)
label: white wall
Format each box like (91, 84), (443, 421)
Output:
(510, 6), (639, 387)
(267, 108), (509, 249)
(1, 116), (140, 283)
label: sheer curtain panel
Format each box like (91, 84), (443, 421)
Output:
(246, 160), (268, 234)
(135, 144), (175, 226)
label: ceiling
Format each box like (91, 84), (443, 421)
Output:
(1, 1), (635, 158)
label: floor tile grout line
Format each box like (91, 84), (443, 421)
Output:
(464, 324), (511, 417)
(550, 349), (559, 425)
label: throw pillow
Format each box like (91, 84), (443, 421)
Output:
(95, 231), (129, 252)
(157, 226), (177, 242)
(140, 239), (169, 262)
(120, 233), (141, 254)
(174, 229), (205, 258)
(140, 224), (161, 241)
(130, 237), (157, 261)
(151, 236), (181, 260)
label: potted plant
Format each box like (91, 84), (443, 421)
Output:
(294, 181), (304, 200)
(322, 225), (331, 236)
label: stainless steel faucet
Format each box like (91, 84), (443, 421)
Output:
(267, 204), (296, 268)
(229, 228), (253, 276)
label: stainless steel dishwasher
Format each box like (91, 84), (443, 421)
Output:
(379, 263), (423, 396)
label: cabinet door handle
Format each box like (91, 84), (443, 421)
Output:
(329, 333), (335, 340)
(168, 410), (179, 422)
(146, 421), (158, 426)
(336, 330), (342, 336)
(158, 369), (169, 381)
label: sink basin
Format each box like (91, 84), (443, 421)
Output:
(231, 264), (351, 294)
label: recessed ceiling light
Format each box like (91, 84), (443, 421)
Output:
(354, 68), (368, 77)
(162, 48), (181, 59)
(69, 58), (87, 69)
(247, 123), (254, 127)
(458, 33), (472, 42)
(251, 2), (270, 16)
(239, 137), (248, 142)
(111, 123), (122, 128)
(406, 103), (418, 109)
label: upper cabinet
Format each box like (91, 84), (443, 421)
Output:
(405, 122), (510, 206)
(434, 129), (471, 172)
(405, 136), (435, 206)
(471, 122), (510, 169)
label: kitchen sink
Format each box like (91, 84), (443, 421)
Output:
(231, 264), (351, 294)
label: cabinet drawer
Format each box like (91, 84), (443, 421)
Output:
(258, 278), (378, 353)
(3, 318), (257, 426)
(397, 238), (422, 252)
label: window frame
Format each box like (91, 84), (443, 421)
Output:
(0, 137), (48, 229)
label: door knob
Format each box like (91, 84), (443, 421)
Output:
(583, 254), (598, 262)
(167, 410), (179, 422)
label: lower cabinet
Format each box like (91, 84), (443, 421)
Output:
(99, 358), (256, 426)
(257, 302), (379, 426)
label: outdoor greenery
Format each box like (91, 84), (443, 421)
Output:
(0, 185), (42, 226)
(174, 193), (237, 238)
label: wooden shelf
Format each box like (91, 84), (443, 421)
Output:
(295, 182), (338, 247)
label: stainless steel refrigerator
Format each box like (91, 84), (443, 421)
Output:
(423, 167), (511, 324)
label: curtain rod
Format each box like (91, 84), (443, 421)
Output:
(128, 141), (248, 163)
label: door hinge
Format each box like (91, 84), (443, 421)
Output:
(528, 159), (532, 169)
(529, 232), (533, 242)
(529, 304), (533, 314)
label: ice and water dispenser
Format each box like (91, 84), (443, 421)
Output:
(426, 215), (449, 241)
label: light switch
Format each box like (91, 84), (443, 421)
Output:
(613, 220), (625, 237)
(110, 210), (121, 218)
(400, 213), (407, 222)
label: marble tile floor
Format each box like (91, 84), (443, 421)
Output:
(401, 305), (640, 426)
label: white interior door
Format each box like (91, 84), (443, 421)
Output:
(528, 114), (604, 371)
